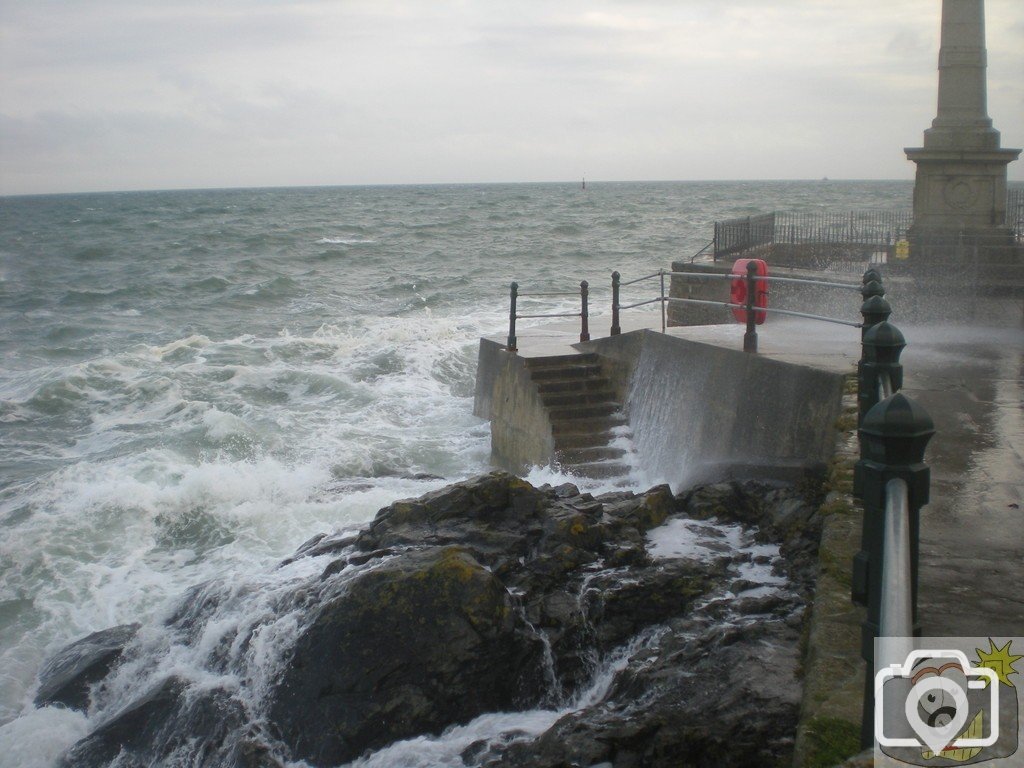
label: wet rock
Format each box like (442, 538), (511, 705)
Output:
(268, 545), (547, 766)
(581, 558), (730, 649)
(279, 531), (358, 566)
(59, 678), (248, 768)
(34, 623), (140, 711)
(491, 612), (804, 768)
(48, 470), (824, 768)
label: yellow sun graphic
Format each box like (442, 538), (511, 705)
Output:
(975, 638), (1022, 688)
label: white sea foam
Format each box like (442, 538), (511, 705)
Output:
(646, 518), (742, 560)
(646, 517), (786, 595)
(316, 237), (376, 245)
(0, 706), (89, 768)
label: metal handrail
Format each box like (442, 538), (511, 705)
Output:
(879, 478), (913, 640)
(518, 290), (582, 297)
(620, 267), (863, 291)
(507, 280), (589, 352)
(663, 297), (862, 328)
(618, 297), (664, 311)
(666, 270), (861, 291)
(610, 267), (864, 344)
(689, 239), (715, 263)
(517, 312), (582, 320)
(876, 474), (915, 746)
(619, 270), (665, 287)
(878, 370), (893, 400)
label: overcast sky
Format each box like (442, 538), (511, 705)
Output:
(1, 0), (1021, 195)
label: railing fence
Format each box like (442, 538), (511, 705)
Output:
(506, 281), (589, 352)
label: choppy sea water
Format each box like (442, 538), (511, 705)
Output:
(0, 180), (913, 764)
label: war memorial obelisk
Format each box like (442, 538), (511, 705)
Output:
(904, 0), (1020, 248)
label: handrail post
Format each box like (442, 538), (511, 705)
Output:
(853, 393), (934, 750)
(507, 282), (518, 352)
(610, 271), (621, 336)
(860, 273), (889, 342)
(579, 280), (590, 343)
(660, 270), (666, 334)
(743, 261), (757, 353)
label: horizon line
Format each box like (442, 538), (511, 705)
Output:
(0, 177), (942, 200)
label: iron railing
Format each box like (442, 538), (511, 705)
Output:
(713, 213), (775, 258)
(610, 267), (865, 353)
(506, 281), (589, 352)
(712, 196), (1024, 271)
(774, 209), (913, 248)
(851, 283), (934, 749)
(1009, 186), (1024, 242)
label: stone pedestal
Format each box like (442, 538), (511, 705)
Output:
(905, 0), (1020, 240)
(905, 147), (1018, 233)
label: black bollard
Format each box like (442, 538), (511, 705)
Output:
(857, 321), (906, 427)
(860, 294), (891, 341)
(853, 322), (908, 613)
(610, 271), (621, 336)
(854, 393), (934, 749)
(507, 282), (518, 352)
(861, 279), (885, 301)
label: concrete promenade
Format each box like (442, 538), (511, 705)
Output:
(504, 308), (1024, 636)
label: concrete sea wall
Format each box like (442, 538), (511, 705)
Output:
(474, 338), (554, 472)
(476, 329), (847, 490)
(582, 330), (846, 489)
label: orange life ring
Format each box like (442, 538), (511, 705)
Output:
(730, 258), (768, 325)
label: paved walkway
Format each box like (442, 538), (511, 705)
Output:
(501, 310), (1024, 637)
(899, 324), (1024, 637)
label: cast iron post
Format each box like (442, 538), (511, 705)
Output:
(860, 295), (891, 341)
(507, 282), (518, 352)
(742, 260), (757, 353)
(610, 271), (621, 336)
(857, 321), (906, 426)
(580, 280), (590, 343)
(852, 321), (908, 633)
(862, 268), (882, 287)
(854, 393), (934, 749)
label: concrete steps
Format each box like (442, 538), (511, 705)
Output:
(524, 353), (635, 483)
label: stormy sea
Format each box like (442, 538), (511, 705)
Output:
(0, 180), (915, 766)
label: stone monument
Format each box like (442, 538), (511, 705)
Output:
(904, 0), (1019, 242)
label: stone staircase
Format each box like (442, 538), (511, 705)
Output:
(524, 352), (636, 482)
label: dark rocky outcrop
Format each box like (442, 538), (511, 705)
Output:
(34, 623), (140, 711)
(269, 546), (546, 765)
(59, 678), (253, 768)
(484, 608), (805, 768)
(45, 470), (824, 768)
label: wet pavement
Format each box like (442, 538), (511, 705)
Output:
(899, 324), (1024, 637)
